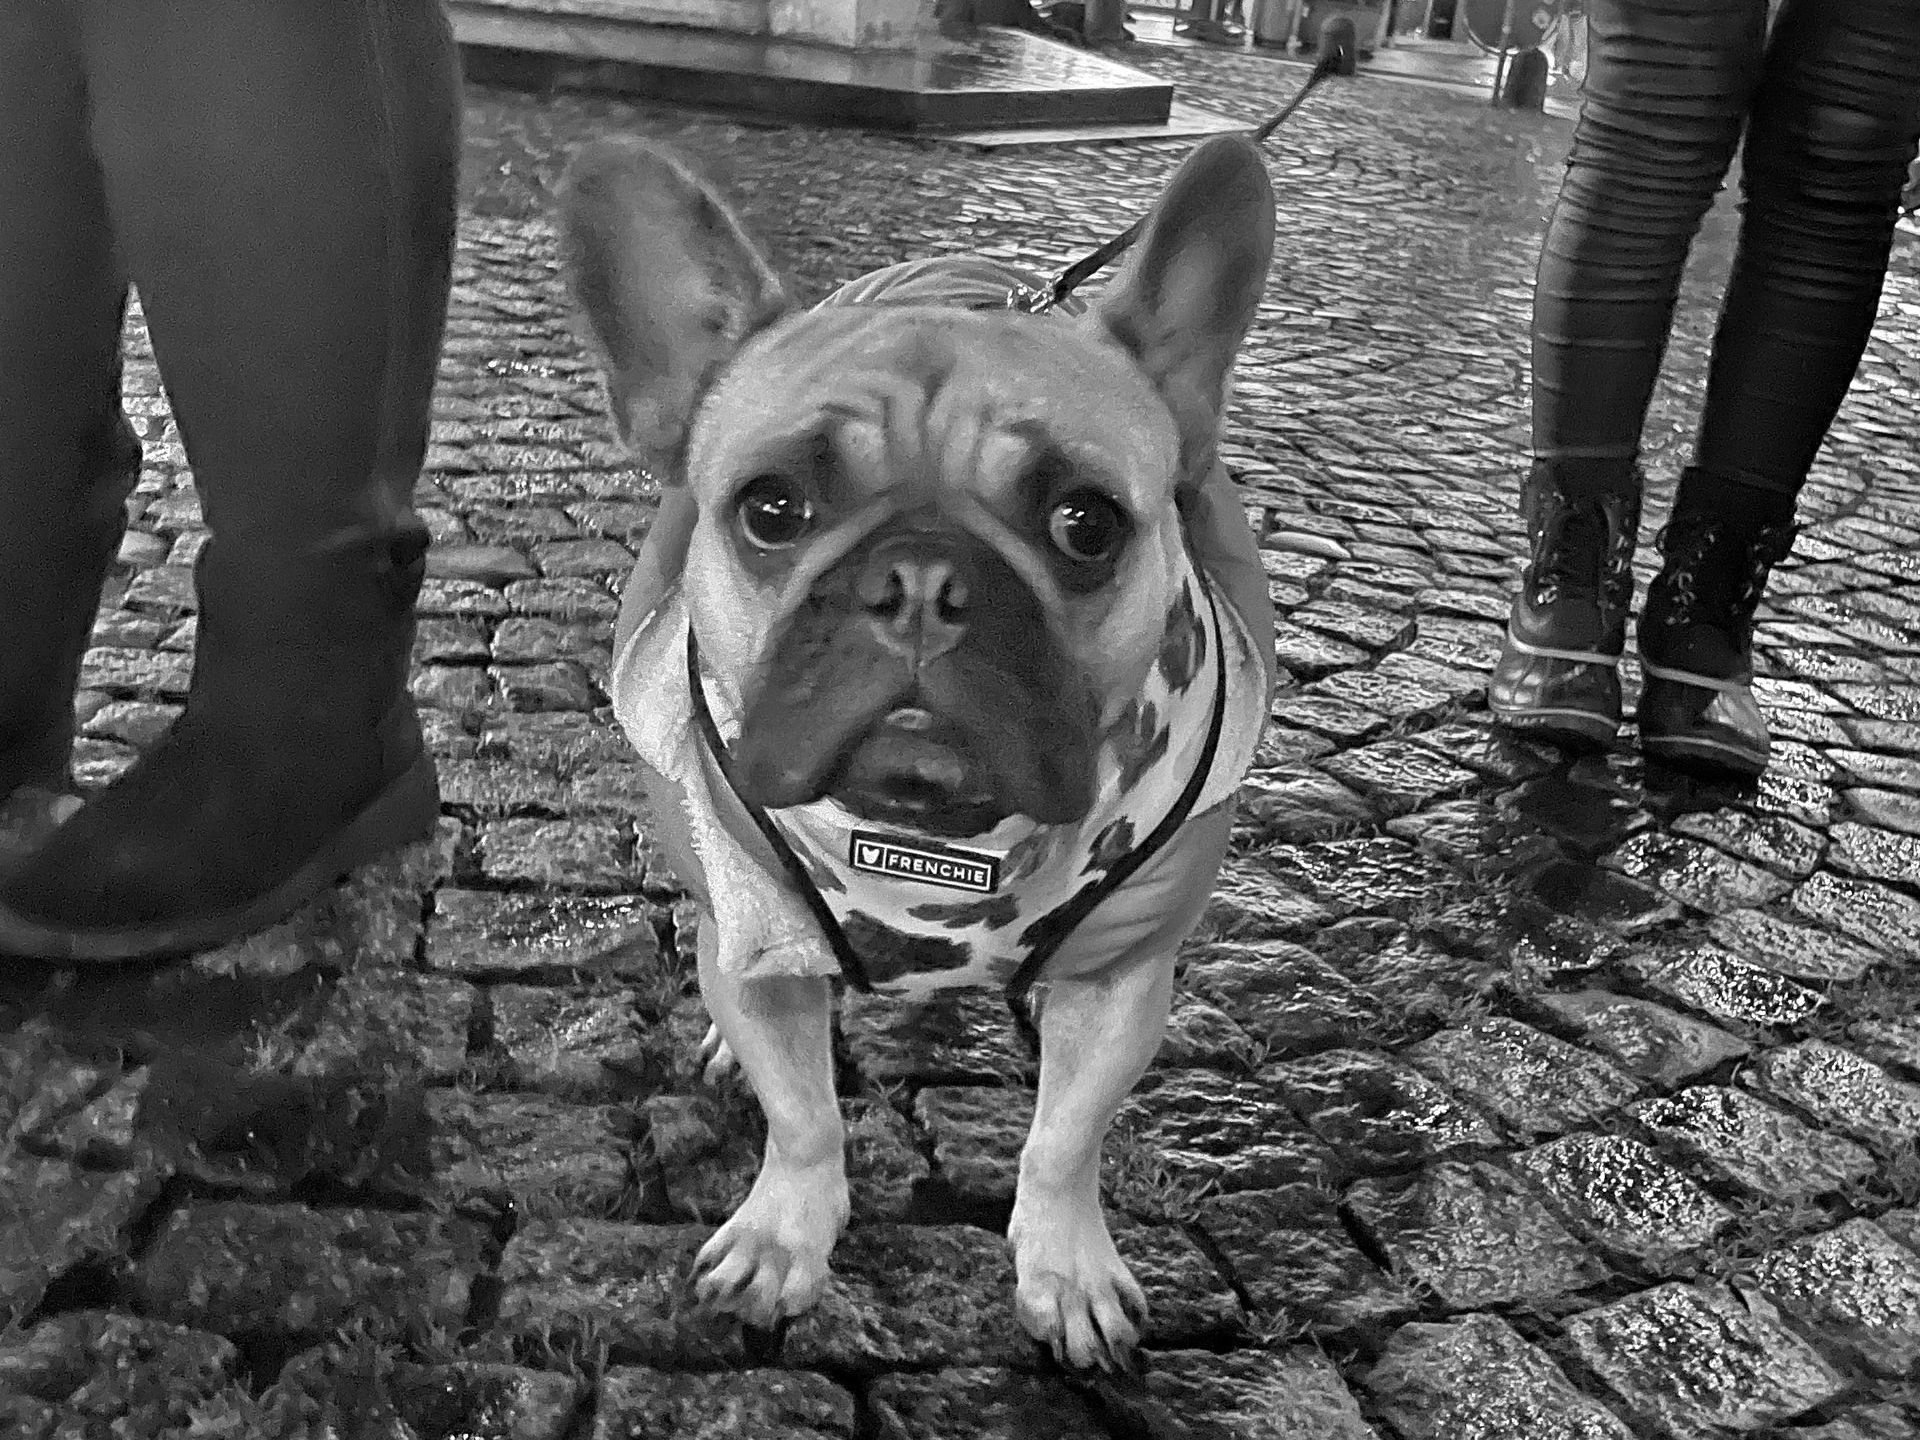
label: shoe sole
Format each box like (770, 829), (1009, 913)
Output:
(1640, 732), (1767, 781)
(1488, 702), (1619, 751)
(0, 751), (440, 965)
(1637, 659), (1768, 779)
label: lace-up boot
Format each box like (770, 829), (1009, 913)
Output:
(1637, 468), (1797, 778)
(1490, 461), (1643, 748)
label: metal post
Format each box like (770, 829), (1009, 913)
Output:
(1489, 0), (1516, 104)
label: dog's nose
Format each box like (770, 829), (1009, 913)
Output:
(857, 547), (969, 664)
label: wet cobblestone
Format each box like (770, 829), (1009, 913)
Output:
(1347, 1160), (1604, 1309)
(1560, 1282), (1847, 1436)
(1404, 1018), (1642, 1139)
(1366, 1313), (1636, 1439)
(1750, 1220), (1920, 1380)
(4, 32), (1920, 1436)
(1628, 1084), (1877, 1205)
(1510, 1133), (1734, 1273)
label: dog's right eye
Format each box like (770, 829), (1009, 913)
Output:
(735, 475), (815, 551)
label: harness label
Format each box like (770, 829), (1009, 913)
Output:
(850, 831), (1000, 894)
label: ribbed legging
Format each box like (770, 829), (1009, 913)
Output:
(1532, 0), (1920, 497)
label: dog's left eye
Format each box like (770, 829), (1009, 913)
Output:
(735, 475), (815, 551)
(1048, 490), (1130, 564)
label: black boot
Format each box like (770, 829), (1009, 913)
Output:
(0, 534), (439, 963)
(1637, 470), (1797, 779)
(1490, 461), (1643, 749)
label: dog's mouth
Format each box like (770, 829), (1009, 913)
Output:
(827, 704), (1007, 836)
(732, 675), (1094, 839)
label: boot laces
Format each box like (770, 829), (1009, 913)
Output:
(1654, 514), (1797, 631)
(1531, 492), (1631, 606)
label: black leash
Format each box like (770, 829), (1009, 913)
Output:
(1007, 47), (1347, 316)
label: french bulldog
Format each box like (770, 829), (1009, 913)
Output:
(557, 133), (1280, 1370)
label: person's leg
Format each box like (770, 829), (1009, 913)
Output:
(1491, 0), (1767, 748)
(0, 1), (140, 809)
(0, 0), (461, 961)
(1640, 0), (1920, 775)
(1176, 0), (1232, 40)
(1082, 0), (1127, 44)
(1695, 0), (1920, 496)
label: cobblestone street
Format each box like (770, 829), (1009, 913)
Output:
(5, 39), (1920, 1439)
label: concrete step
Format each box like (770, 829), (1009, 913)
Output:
(450, 0), (1179, 132)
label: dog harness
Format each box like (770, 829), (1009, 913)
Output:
(684, 554), (1250, 1021)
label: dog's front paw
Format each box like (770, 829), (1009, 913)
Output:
(697, 1022), (739, 1085)
(694, 1158), (849, 1328)
(1009, 1190), (1148, 1371)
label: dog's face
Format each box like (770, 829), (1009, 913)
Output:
(560, 137), (1275, 837)
(676, 308), (1200, 837)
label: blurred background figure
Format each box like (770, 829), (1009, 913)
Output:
(1174, 0), (1244, 44)
(1079, 0), (1135, 43)
(1547, 0), (1586, 75)
(1490, 0), (1920, 779)
(0, 0), (460, 963)
(937, 0), (1086, 39)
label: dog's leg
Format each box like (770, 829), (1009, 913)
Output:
(1009, 946), (1174, 1371)
(692, 923), (848, 1327)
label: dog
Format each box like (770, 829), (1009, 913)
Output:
(556, 133), (1279, 1371)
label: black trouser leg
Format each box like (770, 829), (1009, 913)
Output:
(0, 0), (461, 960)
(81, 0), (455, 592)
(1691, 0), (1920, 499)
(1531, 0), (1769, 469)
(0, 0), (140, 801)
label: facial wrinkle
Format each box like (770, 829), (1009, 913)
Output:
(770, 489), (901, 621)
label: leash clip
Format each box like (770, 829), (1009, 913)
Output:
(1004, 282), (1056, 315)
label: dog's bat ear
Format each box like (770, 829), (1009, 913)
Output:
(555, 138), (790, 482)
(1094, 135), (1275, 491)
